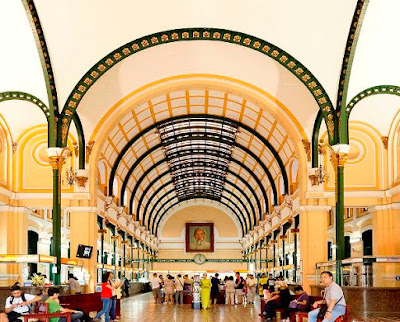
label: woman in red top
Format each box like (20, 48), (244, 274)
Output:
(94, 272), (114, 322)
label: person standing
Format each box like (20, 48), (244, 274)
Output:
(164, 275), (175, 304)
(200, 273), (211, 309)
(246, 274), (257, 304)
(224, 276), (235, 305)
(234, 272), (245, 304)
(258, 273), (268, 298)
(174, 274), (184, 304)
(108, 277), (118, 322)
(68, 274), (79, 295)
(94, 272), (114, 322)
(266, 274), (276, 293)
(308, 271), (346, 322)
(210, 273), (220, 305)
(123, 276), (130, 297)
(150, 273), (162, 303)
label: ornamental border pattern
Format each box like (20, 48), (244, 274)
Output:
(336, 0), (369, 111)
(60, 27), (334, 143)
(0, 91), (50, 120)
(23, 0), (59, 114)
(345, 85), (400, 116)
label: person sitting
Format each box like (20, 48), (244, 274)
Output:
(288, 286), (309, 314)
(46, 287), (84, 322)
(308, 271), (346, 322)
(259, 281), (291, 320)
(5, 284), (41, 322)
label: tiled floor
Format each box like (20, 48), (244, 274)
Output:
(119, 293), (400, 321)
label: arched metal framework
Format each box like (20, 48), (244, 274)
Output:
(111, 115), (288, 199)
(105, 115), (291, 235)
(154, 195), (246, 237)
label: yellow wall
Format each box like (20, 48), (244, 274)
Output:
(161, 205), (239, 238)
(0, 208), (28, 286)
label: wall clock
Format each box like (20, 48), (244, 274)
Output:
(193, 253), (206, 265)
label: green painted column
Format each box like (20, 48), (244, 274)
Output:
(254, 248), (257, 272)
(265, 246), (268, 271)
(49, 156), (62, 285)
(335, 162), (345, 285)
(293, 232), (298, 283)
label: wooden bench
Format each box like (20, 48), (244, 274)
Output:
(260, 295), (350, 322)
(58, 293), (120, 318)
(295, 305), (351, 322)
(22, 302), (71, 322)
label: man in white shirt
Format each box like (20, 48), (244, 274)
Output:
(174, 274), (185, 304)
(246, 274), (257, 304)
(150, 273), (162, 303)
(5, 284), (41, 321)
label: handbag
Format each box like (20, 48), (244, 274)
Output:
(317, 295), (343, 319)
(289, 300), (298, 309)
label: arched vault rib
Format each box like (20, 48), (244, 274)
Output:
(125, 136), (278, 214)
(139, 167), (263, 225)
(153, 194), (247, 237)
(110, 114), (288, 206)
(135, 157), (269, 226)
(147, 183), (251, 233)
(60, 28), (335, 144)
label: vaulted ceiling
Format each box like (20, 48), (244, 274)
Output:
(1, 0), (400, 236)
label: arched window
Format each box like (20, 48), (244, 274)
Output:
(98, 161), (106, 185)
(113, 178), (119, 198)
(362, 229), (373, 256)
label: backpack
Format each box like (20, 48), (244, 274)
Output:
(9, 293), (31, 313)
(9, 293), (27, 305)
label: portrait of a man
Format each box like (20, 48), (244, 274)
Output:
(186, 223), (214, 252)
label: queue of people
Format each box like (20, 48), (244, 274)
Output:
(150, 271), (283, 308)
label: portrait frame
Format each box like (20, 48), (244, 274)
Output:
(185, 223), (214, 253)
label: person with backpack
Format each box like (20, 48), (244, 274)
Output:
(4, 284), (41, 322)
(234, 272), (245, 304)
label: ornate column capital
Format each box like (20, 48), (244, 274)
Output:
(47, 147), (67, 170)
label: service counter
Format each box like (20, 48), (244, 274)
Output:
(310, 285), (400, 316)
(126, 282), (150, 296)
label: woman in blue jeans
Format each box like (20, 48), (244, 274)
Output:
(94, 272), (115, 322)
(308, 271), (346, 322)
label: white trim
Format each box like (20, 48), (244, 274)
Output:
(64, 206), (97, 213)
(0, 186), (15, 198)
(15, 193), (91, 200)
(369, 203), (400, 212)
(298, 205), (332, 212)
(0, 205), (31, 215)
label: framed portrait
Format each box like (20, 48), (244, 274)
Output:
(185, 223), (214, 253)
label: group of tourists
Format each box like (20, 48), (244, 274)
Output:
(150, 271), (270, 309)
